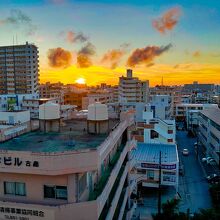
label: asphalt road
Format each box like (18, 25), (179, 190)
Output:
(134, 130), (212, 218)
(177, 130), (212, 213)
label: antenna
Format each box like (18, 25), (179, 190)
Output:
(16, 34), (18, 45)
(13, 36), (14, 46)
(161, 76), (164, 86)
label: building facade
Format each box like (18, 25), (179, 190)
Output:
(118, 69), (149, 103)
(198, 108), (220, 165)
(0, 42), (39, 95)
(0, 112), (137, 220)
(131, 143), (179, 189)
(150, 95), (172, 120)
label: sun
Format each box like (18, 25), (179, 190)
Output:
(75, 78), (86, 84)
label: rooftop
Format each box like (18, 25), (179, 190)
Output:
(200, 108), (220, 125)
(0, 119), (119, 153)
(132, 143), (178, 163)
(177, 103), (218, 107)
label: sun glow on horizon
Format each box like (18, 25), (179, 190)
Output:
(75, 77), (86, 84)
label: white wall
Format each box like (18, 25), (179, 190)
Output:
(0, 111), (30, 124)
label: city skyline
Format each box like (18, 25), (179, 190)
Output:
(0, 0), (220, 86)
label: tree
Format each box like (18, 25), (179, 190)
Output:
(192, 209), (220, 220)
(153, 199), (188, 220)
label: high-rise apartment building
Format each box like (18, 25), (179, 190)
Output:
(119, 69), (149, 103)
(0, 42), (39, 95)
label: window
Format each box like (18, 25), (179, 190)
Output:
(137, 168), (146, 174)
(168, 130), (173, 134)
(168, 139), (173, 143)
(79, 174), (87, 196)
(44, 185), (67, 200)
(4, 182), (26, 196)
(147, 170), (154, 180)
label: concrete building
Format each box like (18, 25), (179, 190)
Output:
(150, 95), (172, 120)
(0, 110), (31, 142)
(198, 108), (220, 165)
(118, 69), (149, 103)
(131, 143), (179, 189)
(0, 42), (39, 95)
(143, 106), (175, 145)
(132, 105), (176, 145)
(150, 85), (183, 118)
(175, 103), (218, 121)
(39, 82), (64, 104)
(21, 98), (58, 119)
(108, 102), (146, 122)
(82, 91), (113, 110)
(64, 91), (87, 110)
(0, 94), (39, 111)
(0, 110), (137, 220)
(183, 82), (215, 93)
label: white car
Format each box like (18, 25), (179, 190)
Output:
(182, 148), (189, 156)
(202, 156), (213, 162)
(207, 158), (217, 165)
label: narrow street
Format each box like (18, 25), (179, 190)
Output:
(134, 130), (213, 218)
(177, 130), (212, 213)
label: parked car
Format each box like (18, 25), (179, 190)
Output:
(182, 148), (189, 156)
(202, 156), (213, 163)
(194, 142), (198, 146)
(207, 158), (217, 165)
(207, 174), (220, 184)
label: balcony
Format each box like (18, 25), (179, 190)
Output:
(98, 164), (126, 220)
(89, 143), (126, 201)
(105, 164), (128, 220)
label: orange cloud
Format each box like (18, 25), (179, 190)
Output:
(77, 42), (96, 68)
(66, 31), (88, 44)
(127, 44), (172, 67)
(77, 54), (92, 68)
(47, 47), (73, 68)
(152, 7), (181, 34)
(101, 51), (125, 69)
(193, 51), (201, 57)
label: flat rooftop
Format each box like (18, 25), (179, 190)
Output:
(132, 143), (178, 163)
(0, 119), (119, 152)
(201, 108), (220, 125)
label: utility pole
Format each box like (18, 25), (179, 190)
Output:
(158, 151), (162, 216)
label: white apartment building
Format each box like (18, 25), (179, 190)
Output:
(175, 103), (218, 121)
(118, 69), (149, 103)
(150, 85), (183, 118)
(150, 95), (172, 120)
(131, 105), (176, 145)
(142, 106), (176, 145)
(0, 108), (137, 220)
(0, 42), (39, 95)
(198, 108), (220, 165)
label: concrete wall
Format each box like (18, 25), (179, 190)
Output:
(0, 111), (30, 124)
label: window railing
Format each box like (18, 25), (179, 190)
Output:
(98, 165), (125, 220)
(89, 143), (126, 201)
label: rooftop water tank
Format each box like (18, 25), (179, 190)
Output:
(87, 102), (108, 121)
(39, 102), (60, 120)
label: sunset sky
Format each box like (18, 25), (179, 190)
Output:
(0, 0), (220, 86)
